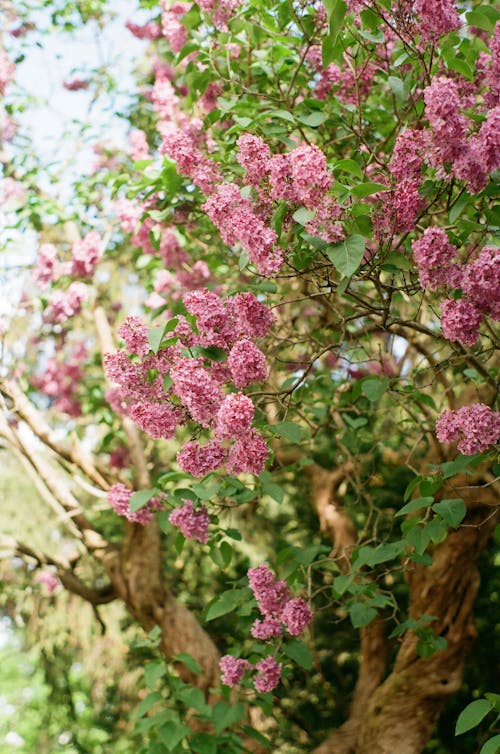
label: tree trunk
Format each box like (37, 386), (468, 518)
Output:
(314, 506), (497, 754)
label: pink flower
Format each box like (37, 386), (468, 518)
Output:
(45, 282), (88, 323)
(227, 339), (267, 388)
(251, 617), (282, 640)
(389, 129), (425, 182)
(248, 564), (291, 617)
(461, 246), (500, 320)
(254, 656), (282, 693)
(411, 227), (460, 290)
(35, 571), (59, 593)
(281, 598), (313, 636)
(161, 1), (190, 52)
(171, 358), (223, 426)
(118, 316), (151, 358)
(436, 404), (500, 455)
(33, 243), (59, 286)
(229, 293), (275, 339)
(215, 393), (254, 440)
(125, 20), (162, 39)
(237, 133), (271, 186)
(440, 299), (483, 346)
(219, 655), (253, 687)
(107, 483), (161, 525)
(413, 0), (461, 44)
(289, 144), (333, 209)
(177, 438), (227, 477)
(129, 129), (149, 161)
(169, 500), (210, 543)
(129, 402), (183, 439)
(227, 429), (269, 475)
(71, 230), (102, 278)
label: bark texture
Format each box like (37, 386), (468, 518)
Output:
(314, 504), (498, 754)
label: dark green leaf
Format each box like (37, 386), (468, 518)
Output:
(158, 721), (190, 750)
(283, 639), (313, 669)
(395, 496), (434, 518)
(432, 498), (466, 528)
(212, 701), (245, 733)
(349, 603), (377, 628)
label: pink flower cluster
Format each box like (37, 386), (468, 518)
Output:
(32, 344), (86, 417)
(248, 564), (312, 639)
(436, 403), (500, 455)
(161, 1), (190, 53)
(202, 183), (282, 276)
(168, 499), (210, 543)
(107, 483), (163, 525)
(304, 45), (375, 104)
(33, 244), (59, 287)
(198, 0), (244, 31)
(125, 19), (162, 40)
(129, 129), (149, 161)
(71, 230), (102, 278)
(411, 227), (460, 290)
(412, 0), (461, 44)
(105, 290), (273, 476)
(45, 282), (88, 324)
(219, 565), (312, 694)
(0, 48), (15, 96)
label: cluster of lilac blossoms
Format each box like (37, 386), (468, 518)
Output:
(411, 229), (499, 347)
(436, 404), (500, 455)
(107, 483), (163, 525)
(220, 565), (312, 693)
(104, 289), (274, 479)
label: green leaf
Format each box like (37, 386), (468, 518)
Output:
(395, 496), (434, 518)
(144, 660), (167, 690)
(405, 525), (432, 555)
(349, 603), (378, 628)
(271, 201), (289, 234)
(173, 653), (202, 675)
(129, 488), (157, 513)
(455, 699), (493, 735)
(480, 734), (500, 754)
(355, 541), (405, 567)
(269, 421), (302, 443)
(266, 108), (296, 123)
(177, 686), (207, 711)
(158, 721), (190, 750)
(351, 182), (389, 198)
(432, 499), (466, 528)
(361, 377), (389, 402)
(212, 701), (245, 733)
(148, 324), (167, 355)
(297, 111), (327, 127)
(191, 345), (228, 362)
(324, 0), (347, 42)
(292, 206), (316, 225)
(334, 158), (364, 180)
(206, 590), (245, 621)
(190, 733), (218, 754)
(283, 639), (313, 669)
(388, 76), (408, 100)
(383, 251), (411, 270)
(326, 234), (366, 278)
(333, 574), (353, 595)
(466, 6), (500, 32)
(132, 691), (162, 720)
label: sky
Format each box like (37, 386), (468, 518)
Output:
(0, 0), (150, 331)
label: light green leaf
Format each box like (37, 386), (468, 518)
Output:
(144, 660), (166, 690)
(326, 234), (366, 278)
(334, 158), (364, 180)
(480, 734), (500, 754)
(147, 324), (167, 355)
(456, 699), (493, 735)
(129, 488), (157, 513)
(395, 496), (434, 517)
(361, 377), (389, 402)
(297, 111), (327, 127)
(292, 206), (316, 225)
(269, 421), (302, 443)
